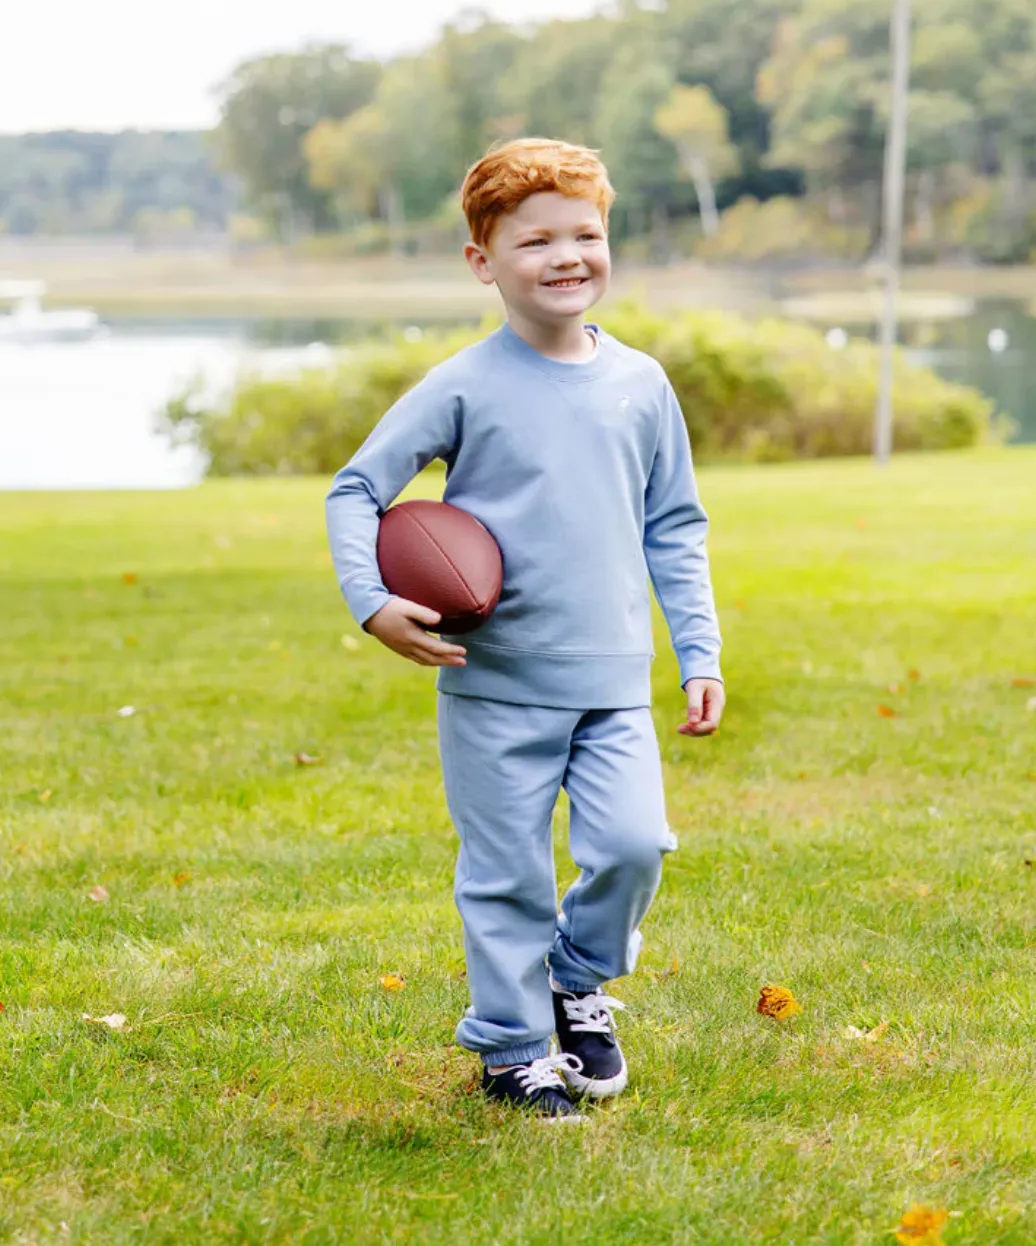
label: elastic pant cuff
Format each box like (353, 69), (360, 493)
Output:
(548, 968), (603, 994)
(480, 1039), (551, 1068)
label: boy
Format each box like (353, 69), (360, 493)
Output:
(326, 138), (724, 1123)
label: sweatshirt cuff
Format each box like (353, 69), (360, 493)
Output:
(676, 640), (723, 688)
(342, 579), (393, 631)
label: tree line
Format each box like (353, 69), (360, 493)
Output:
(3, 0), (1036, 262)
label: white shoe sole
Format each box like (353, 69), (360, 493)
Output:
(561, 1053), (628, 1100)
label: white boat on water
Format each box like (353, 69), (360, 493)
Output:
(0, 279), (103, 342)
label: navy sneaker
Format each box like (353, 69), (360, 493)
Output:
(550, 975), (628, 1099)
(480, 1054), (587, 1122)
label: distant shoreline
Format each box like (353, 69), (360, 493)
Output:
(1, 243), (1034, 319)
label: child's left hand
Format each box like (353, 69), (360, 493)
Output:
(678, 678), (725, 736)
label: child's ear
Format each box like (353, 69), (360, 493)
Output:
(464, 242), (496, 286)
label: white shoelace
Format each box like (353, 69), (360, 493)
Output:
(513, 1053), (584, 1096)
(560, 992), (626, 1034)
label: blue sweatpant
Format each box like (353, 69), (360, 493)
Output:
(436, 691), (678, 1067)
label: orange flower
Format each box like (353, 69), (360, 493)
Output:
(756, 985), (801, 1019)
(894, 1204), (949, 1245)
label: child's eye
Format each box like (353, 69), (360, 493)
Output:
(523, 235), (600, 246)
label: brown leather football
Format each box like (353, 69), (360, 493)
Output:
(376, 499), (503, 634)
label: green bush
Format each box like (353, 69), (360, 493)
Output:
(157, 301), (1000, 475)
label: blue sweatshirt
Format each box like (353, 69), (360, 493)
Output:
(325, 319), (722, 709)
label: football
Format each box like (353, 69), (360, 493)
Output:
(376, 499), (504, 634)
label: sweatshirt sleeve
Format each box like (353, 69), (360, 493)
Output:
(325, 364), (462, 629)
(643, 376), (723, 687)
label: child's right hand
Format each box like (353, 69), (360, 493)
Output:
(364, 597), (468, 667)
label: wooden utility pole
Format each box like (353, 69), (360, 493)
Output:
(874, 0), (913, 465)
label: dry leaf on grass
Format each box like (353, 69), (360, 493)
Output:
(844, 1021), (889, 1042)
(1011, 676), (1035, 688)
(877, 705), (898, 718)
(907, 669), (921, 681)
(379, 974), (406, 991)
(83, 1012), (130, 1031)
(647, 955), (680, 981)
(757, 985), (801, 1019)
(294, 752), (323, 766)
(88, 885), (109, 903)
(172, 871), (192, 887)
(122, 572), (138, 585)
(893, 1204), (949, 1245)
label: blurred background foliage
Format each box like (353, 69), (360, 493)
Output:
(158, 299), (1002, 474)
(4, 0), (1036, 264)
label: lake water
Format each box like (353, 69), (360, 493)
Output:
(0, 304), (1032, 490)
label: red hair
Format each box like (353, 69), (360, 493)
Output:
(460, 137), (616, 250)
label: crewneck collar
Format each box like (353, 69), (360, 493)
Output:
(495, 320), (613, 383)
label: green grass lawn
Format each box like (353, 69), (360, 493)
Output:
(2, 448), (1035, 1244)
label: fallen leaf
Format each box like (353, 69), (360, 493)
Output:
(121, 572), (138, 585)
(844, 1021), (889, 1042)
(294, 752), (323, 766)
(757, 985), (801, 1019)
(172, 871), (192, 887)
(340, 634), (361, 652)
(0, 1002), (5, 1013)
(1011, 676), (1035, 688)
(893, 1204), (949, 1245)
(646, 954), (680, 981)
(877, 705), (898, 718)
(82, 1012), (130, 1031)
(116, 705), (136, 718)
(907, 669), (921, 681)
(379, 974), (406, 991)
(88, 885), (110, 903)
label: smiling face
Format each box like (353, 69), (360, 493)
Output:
(464, 192), (611, 328)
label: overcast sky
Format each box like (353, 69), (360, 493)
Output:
(0, 0), (614, 134)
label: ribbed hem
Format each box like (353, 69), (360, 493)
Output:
(479, 1040), (551, 1068)
(341, 579), (392, 631)
(676, 638), (723, 688)
(549, 974), (601, 995)
(437, 642), (653, 710)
